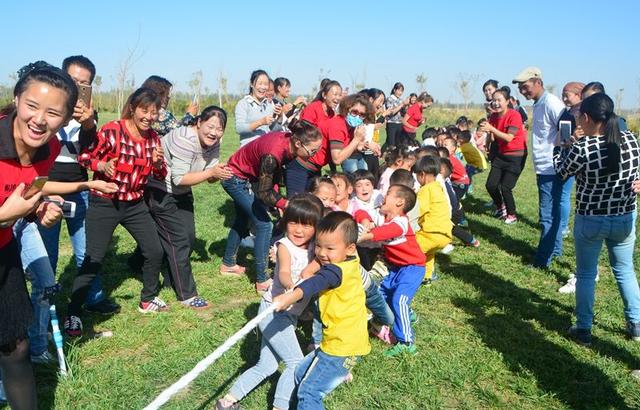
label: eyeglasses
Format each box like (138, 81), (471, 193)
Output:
(301, 144), (320, 156)
(348, 109), (366, 119)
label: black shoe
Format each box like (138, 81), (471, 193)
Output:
(85, 299), (121, 315)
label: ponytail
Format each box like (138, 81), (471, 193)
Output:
(580, 93), (621, 174)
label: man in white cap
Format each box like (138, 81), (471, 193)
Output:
(512, 67), (566, 268)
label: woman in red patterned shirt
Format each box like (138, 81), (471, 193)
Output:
(65, 88), (168, 337)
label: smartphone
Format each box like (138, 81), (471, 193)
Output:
(23, 176), (48, 200)
(43, 197), (76, 218)
(559, 120), (572, 143)
(78, 84), (92, 106)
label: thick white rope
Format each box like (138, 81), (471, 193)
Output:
(143, 303), (277, 410)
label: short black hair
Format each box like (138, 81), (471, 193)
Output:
(437, 147), (450, 158)
(389, 169), (415, 189)
(62, 55), (96, 83)
(416, 145), (439, 159)
(413, 156), (440, 177)
(421, 127), (439, 141)
(440, 157), (453, 178)
(280, 194), (324, 228)
(352, 169), (375, 186)
(317, 211), (358, 246)
(459, 130), (472, 143)
(388, 184), (417, 213)
(308, 176), (336, 194)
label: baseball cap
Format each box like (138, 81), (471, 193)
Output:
(512, 67), (542, 84)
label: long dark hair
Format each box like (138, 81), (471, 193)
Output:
(249, 69), (269, 94)
(313, 80), (341, 102)
(141, 75), (172, 108)
(390, 82), (404, 96)
(580, 93), (621, 174)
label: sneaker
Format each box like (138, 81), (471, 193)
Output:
(31, 351), (56, 365)
(632, 370), (640, 380)
(439, 244), (455, 254)
(558, 274), (577, 294)
(483, 200), (495, 209)
(467, 238), (480, 248)
(626, 322), (640, 341)
(85, 298), (121, 315)
(344, 372), (354, 383)
(255, 279), (273, 295)
(181, 296), (210, 310)
(504, 214), (518, 224)
(383, 342), (417, 357)
(0, 380), (6, 403)
(370, 324), (397, 345)
(459, 217), (469, 228)
(138, 297), (169, 314)
(64, 315), (83, 337)
(494, 206), (507, 219)
(568, 325), (592, 346)
(215, 399), (242, 410)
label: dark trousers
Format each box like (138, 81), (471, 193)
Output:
(68, 195), (164, 315)
(485, 154), (525, 215)
(145, 188), (197, 301)
(363, 153), (380, 185)
(451, 207), (475, 245)
(383, 122), (402, 151)
(398, 130), (417, 147)
(285, 159), (319, 197)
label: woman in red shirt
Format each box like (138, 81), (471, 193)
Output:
(0, 62), (73, 410)
(481, 89), (528, 224)
(401, 92), (433, 145)
(285, 81), (342, 196)
(221, 121), (323, 293)
(65, 87), (168, 337)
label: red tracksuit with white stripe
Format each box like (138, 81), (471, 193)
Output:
(355, 210), (426, 344)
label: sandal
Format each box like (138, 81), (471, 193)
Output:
(182, 296), (210, 310)
(255, 279), (273, 295)
(220, 264), (246, 277)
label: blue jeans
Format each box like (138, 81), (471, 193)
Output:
(295, 349), (359, 410)
(341, 156), (367, 174)
(365, 278), (394, 326)
(38, 190), (104, 305)
(534, 174), (566, 267)
(229, 299), (302, 409)
(574, 211), (640, 330)
(560, 176), (575, 235)
(222, 176), (273, 283)
(13, 219), (55, 356)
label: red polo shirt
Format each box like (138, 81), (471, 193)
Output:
(449, 154), (470, 185)
(402, 103), (423, 133)
(300, 100), (334, 127)
(0, 113), (61, 248)
(489, 109), (527, 154)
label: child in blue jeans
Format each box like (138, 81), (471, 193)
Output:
(274, 212), (371, 410)
(356, 184), (426, 356)
(216, 195), (324, 410)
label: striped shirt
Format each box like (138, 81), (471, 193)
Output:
(146, 126), (220, 195)
(553, 130), (640, 216)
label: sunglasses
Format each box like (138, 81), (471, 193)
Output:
(301, 144), (320, 156)
(348, 109), (366, 119)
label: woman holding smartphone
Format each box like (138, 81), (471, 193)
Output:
(65, 87), (168, 337)
(235, 70), (282, 147)
(0, 62), (72, 410)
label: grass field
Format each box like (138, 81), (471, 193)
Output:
(5, 109), (640, 410)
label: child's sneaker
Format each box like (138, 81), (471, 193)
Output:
(344, 372), (354, 383)
(467, 238), (480, 248)
(370, 324), (397, 345)
(31, 351), (56, 365)
(64, 315), (83, 337)
(504, 214), (518, 224)
(383, 342), (417, 357)
(409, 309), (419, 324)
(215, 398), (241, 410)
(138, 297), (169, 313)
(439, 244), (455, 254)
(494, 205), (507, 219)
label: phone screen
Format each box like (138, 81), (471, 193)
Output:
(559, 121), (572, 143)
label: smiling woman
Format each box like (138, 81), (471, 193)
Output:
(0, 61), (76, 410)
(64, 87), (169, 337)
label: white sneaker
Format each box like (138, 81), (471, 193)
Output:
(558, 274), (577, 294)
(439, 244), (455, 255)
(31, 351), (56, 365)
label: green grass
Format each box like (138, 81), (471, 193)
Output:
(6, 109), (640, 410)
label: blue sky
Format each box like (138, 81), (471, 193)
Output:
(3, 0), (640, 108)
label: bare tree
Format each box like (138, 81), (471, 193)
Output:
(93, 75), (102, 109)
(188, 70), (203, 105)
(416, 73), (428, 92)
(217, 71), (228, 107)
(453, 73), (479, 111)
(615, 88), (624, 114)
(115, 30), (144, 114)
